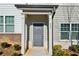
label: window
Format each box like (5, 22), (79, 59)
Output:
(61, 24), (70, 40)
(0, 16), (3, 32)
(5, 16), (14, 32)
(0, 16), (14, 32)
(71, 24), (79, 40)
(61, 24), (79, 40)
(72, 24), (79, 31)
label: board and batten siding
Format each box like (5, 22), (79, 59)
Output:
(53, 5), (79, 49)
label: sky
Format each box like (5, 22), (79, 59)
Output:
(0, 0), (78, 4)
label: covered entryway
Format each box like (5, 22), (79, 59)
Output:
(25, 14), (48, 50)
(25, 14), (49, 56)
(15, 4), (57, 55)
(25, 14), (52, 56)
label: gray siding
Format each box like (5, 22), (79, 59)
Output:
(53, 5), (79, 48)
(0, 4), (23, 33)
(0, 4), (24, 54)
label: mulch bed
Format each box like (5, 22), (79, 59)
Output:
(63, 49), (79, 56)
(69, 50), (79, 56)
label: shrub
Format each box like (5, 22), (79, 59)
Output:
(53, 45), (70, 56)
(0, 51), (3, 55)
(53, 45), (63, 56)
(13, 44), (21, 51)
(1, 42), (11, 48)
(53, 45), (62, 50)
(53, 49), (63, 56)
(69, 45), (79, 53)
(62, 50), (70, 56)
(53, 45), (62, 56)
(12, 53), (22, 56)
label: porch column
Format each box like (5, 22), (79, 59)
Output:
(48, 13), (53, 55)
(21, 14), (25, 55)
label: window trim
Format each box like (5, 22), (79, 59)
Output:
(60, 23), (70, 40)
(71, 24), (79, 40)
(0, 16), (4, 32)
(0, 16), (14, 33)
(5, 16), (14, 32)
(60, 23), (79, 41)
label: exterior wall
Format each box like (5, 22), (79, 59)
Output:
(0, 4), (23, 33)
(0, 4), (24, 54)
(2, 4), (79, 55)
(0, 34), (21, 45)
(25, 14), (48, 50)
(53, 5), (79, 49)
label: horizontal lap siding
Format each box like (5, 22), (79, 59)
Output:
(0, 4), (23, 33)
(53, 6), (79, 49)
(0, 4), (24, 52)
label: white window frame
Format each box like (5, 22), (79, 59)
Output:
(0, 16), (4, 32)
(71, 23), (79, 40)
(5, 16), (14, 32)
(60, 23), (70, 41)
(60, 23), (79, 41)
(0, 16), (14, 33)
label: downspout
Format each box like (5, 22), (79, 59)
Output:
(52, 5), (58, 55)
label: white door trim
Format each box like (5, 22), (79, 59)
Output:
(22, 12), (51, 15)
(29, 22), (47, 49)
(32, 22), (44, 48)
(33, 22), (44, 48)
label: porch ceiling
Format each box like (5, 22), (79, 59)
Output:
(26, 14), (48, 20)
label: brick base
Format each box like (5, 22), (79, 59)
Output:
(0, 34), (21, 45)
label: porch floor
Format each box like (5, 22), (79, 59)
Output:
(25, 47), (50, 56)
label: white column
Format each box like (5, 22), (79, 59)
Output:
(21, 14), (25, 55)
(48, 13), (53, 55)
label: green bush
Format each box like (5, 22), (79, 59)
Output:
(53, 49), (63, 56)
(53, 45), (70, 56)
(53, 45), (62, 56)
(12, 53), (22, 56)
(13, 44), (21, 51)
(53, 45), (62, 50)
(69, 45), (79, 53)
(1, 42), (11, 48)
(62, 50), (70, 56)
(0, 51), (3, 55)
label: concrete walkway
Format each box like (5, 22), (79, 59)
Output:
(25, 47), (50, 56)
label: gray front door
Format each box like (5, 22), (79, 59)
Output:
(33, 23), (44, 47)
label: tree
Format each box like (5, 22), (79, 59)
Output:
(65, 5), (75, 46)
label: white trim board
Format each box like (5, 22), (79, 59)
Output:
(22, 12), (51, 15)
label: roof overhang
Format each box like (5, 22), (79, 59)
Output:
(15, 4), (58, 13)
(15, 4), (57, 8)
